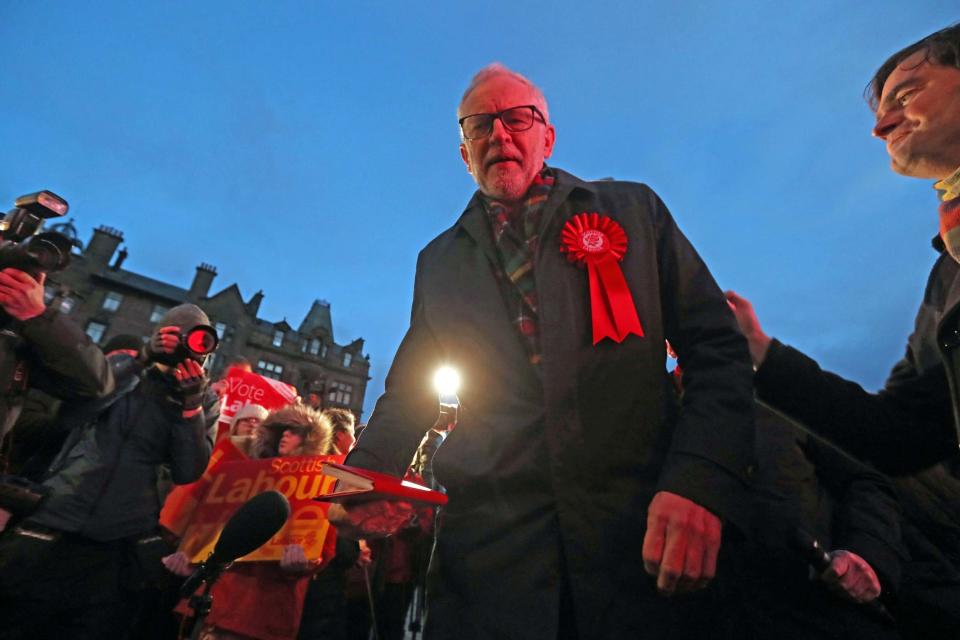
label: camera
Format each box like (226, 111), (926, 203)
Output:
(0, 191), (74, 279)
(153, 325), (220, 366)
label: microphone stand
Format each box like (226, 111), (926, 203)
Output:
(185, 560), (231, 640)
(187, 579), (215, 640)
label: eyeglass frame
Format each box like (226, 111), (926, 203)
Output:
(458, 105), (548, 140)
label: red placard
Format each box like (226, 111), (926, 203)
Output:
(177, 454), (345, 564)
(215, 367), (299, 441)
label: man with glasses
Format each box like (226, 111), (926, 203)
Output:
(331, 64), (755, 639)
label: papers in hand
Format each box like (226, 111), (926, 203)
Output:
(315, 462), (448, 506)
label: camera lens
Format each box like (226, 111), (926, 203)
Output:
(184, 326), (218, 357)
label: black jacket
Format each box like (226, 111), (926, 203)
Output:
(26, 356), (215, 540)
(347, 169), (755, 639)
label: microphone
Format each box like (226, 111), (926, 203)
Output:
(792, 529), (895, 625)
(181, 490), (290, 597)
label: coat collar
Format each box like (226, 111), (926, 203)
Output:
(454, 166), (598, 264)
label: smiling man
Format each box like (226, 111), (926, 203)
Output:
(727, 24), (960, 474)
(332, 64), (755, 639)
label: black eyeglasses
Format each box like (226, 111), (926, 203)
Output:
(458, 105), (546, 140)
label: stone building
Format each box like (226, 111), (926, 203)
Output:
(43, 223), (370, 418)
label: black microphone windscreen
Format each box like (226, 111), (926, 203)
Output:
(210, 490), (290, 564)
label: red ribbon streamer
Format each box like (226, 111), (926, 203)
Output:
(561, 213), (644, 344)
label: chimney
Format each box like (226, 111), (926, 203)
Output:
(110, 247), (128, 271)
(189, 263), (217, 299)
(246, 290), (264, 317)
(85, 225), (123, 267)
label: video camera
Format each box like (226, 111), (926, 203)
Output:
(0, 191), (74, 279)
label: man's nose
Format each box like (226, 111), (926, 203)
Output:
(490, 116), (512, 142)
(872, 109), (902, 140)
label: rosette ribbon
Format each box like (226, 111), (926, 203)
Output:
(561, 212), (644, 344)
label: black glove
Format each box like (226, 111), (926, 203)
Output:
(172, 359), (209, 412)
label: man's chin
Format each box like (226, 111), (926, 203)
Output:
(481, 170), (530, 201)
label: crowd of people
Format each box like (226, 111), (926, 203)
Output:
(0, 19), (958, 640)
(0, 309), (434, 640)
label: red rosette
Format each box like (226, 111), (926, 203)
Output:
(561, 212), (644, 344)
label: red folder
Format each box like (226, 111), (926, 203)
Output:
(315, 462), (448, 506)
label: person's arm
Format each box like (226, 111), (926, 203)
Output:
(5, 269), (114, 400)
(648, 188), (756, 522)
(726, 288), (957, 474)
(329, 254), (443, 539)
(167, 359), (214, 484)
(639, 187), (756, 595)
(346, 254), (443, 477)
(756, 339), (954, 474)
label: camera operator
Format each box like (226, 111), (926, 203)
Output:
(0, 303), (219, 640)
(0, 191), (113, 456)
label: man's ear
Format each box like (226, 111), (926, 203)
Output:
(543, 124), (556, 160)
(460, 143), (474, 175)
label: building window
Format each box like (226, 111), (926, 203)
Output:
(86, 321), (107, 344)
(149, 304), (168, 323)
(309, 338), (321, 356)
(343, 352), (353, 368)
(321, 343), (328, 358)
(102, 291), (123, 312)
(257, 359), (284, 380)
(273, 330), (284, 348)
(214, 322), (227, 340)
(60, 297), (76, 314)
(327, 381), (353, 406)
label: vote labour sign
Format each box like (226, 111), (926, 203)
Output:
(216, 366), (299, 440)
(177, 454), (346, 564)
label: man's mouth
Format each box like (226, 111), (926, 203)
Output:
(486, 156), (520, 169)
(888, 129), (913, 150)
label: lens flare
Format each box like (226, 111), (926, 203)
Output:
(433, 366), (461, 396)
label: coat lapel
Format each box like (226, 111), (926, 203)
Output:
(456, 192), (500, 270)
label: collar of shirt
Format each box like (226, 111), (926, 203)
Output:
(934, 166), (960, 202)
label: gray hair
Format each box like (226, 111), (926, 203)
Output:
(458, 63), (550, 121)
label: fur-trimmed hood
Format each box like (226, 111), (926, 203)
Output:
(254, 403), (333, 458)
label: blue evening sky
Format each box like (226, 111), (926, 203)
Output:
(1, 2), (955, 416)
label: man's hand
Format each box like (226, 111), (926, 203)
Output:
(724, 290), (772, 367)
(279, 544), (314, 574)
(142, 326), (180, 364)
(642, 491), (722, 596)
(327, 500), (416, 540)
(820, 550), (882, 603)
(161, 551), (193, 577)
(173, 358), (209, 415)
(0, 269), (46, 321)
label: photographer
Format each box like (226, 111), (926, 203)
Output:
(0, 303), (218, 640)
(0, 191), (114, 473)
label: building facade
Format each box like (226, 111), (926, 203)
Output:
(44, 223), (370, 418)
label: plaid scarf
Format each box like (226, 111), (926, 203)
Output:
(936, 167), (960, 263)
(479, 167), (555, 367)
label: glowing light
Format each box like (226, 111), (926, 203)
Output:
(433, 366), (461, 396)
